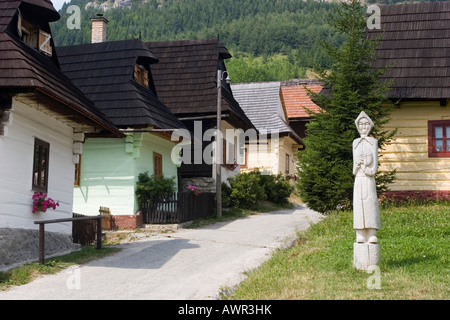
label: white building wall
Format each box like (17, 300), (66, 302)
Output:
(0, 98), (75, 234)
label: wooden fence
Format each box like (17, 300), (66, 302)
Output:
(141, 192), (216, 224)
(72, 213), (99, 245)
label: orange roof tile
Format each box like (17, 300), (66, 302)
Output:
(281, 83), (323, 119)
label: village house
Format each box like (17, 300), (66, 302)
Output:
(369, 1), (450, 201)
(146, 39), (255, 192)
(280, 79), (323, 139)
(57, 17), (186, 227)
(0, 0), (122, 270)
(231, 81), (304, 177)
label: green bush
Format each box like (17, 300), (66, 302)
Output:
(227, 171), (266, 210)
(261, 174), (295, 204)
(135, 172), (176, 207)
(221, 182), (232, 208)
(226, 170), (294, 210)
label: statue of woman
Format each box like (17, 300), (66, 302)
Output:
(353, 111), (380, 244)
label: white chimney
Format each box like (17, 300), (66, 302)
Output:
(91, 14), (108, 43)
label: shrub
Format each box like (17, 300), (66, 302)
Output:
(262, 174), (294, 204)
(135, 172), (176, 207)
(227, 171), (266, 210)
(221, 182), (232, 208)
(226, 170), (294, 210)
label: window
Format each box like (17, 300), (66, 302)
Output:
(18, 17), (52, 56)
(74, 155), (81, 187)
(20, 19), (38, 49)
(240, 147), (248, 168)
(428, 120), (450, 157)
(134, 64), (149, 87)
(285, 154), (290, 173)
(32, 138), (49, 193)
(153, 152), (163, 176)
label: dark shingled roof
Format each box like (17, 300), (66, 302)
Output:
(146, 39), (254, 130)
(369, 1), (450, 99)
(57, 39), (186, 130)
(0, 0), (59, 32)
(0, 0), (121, 137)
(231, 82), (303, 145)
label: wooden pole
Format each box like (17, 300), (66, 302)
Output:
(216, 70), (222, 218)
(96, 218), (102, 250)
(38, 224), (45, 265)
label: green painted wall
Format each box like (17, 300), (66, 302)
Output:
(73, 133), (178, 216)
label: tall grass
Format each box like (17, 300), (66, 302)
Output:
(227, 201), (449, 300)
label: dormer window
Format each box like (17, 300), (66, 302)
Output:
(18, 14), (52, 57)
(134, 64), (149, 87)
(20, 19), (38, 48)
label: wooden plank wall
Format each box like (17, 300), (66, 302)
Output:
(379, 101), (450, 192)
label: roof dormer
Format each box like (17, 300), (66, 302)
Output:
(18, 13), (52, 57)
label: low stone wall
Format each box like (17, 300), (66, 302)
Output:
(181, 177), (216, 193)
(0, 228), (81, 271)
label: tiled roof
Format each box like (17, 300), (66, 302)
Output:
(57, 39), (185, 130)
(280, 80), (323, 119)
(231, 82), (303, 145)
(368, 1), (450, 99)
(146, 39), (254, 130)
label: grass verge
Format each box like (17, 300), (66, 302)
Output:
(225, 201), (450, 300)
(0, 246), (121, 291)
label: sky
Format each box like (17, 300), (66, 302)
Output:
(51, 0), (67, 11)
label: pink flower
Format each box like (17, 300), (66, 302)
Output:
(32, 192), (59, 214)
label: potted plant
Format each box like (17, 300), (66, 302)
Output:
(32, 192), (59, 214)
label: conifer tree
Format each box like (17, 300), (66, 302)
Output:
(297, 0), (396, 214)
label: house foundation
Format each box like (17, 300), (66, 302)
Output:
(0, 228), (80, 271)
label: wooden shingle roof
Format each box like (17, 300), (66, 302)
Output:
(231, 81), (303, 145)
(280, 80), (323, 119)
(146, 39), (254, 130)
(0, 0), (58, 32)
(57, 39), (185, 130)
(369, 1), (450, 99)
(0, 0), (121, 137)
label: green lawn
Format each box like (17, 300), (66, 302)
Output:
(225, 201), (449, 300)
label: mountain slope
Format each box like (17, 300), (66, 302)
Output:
(50, 0), (444, 82)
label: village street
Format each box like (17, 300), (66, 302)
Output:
(0, 206), (322, 300)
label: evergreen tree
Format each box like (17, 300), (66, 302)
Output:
(296, 0), (396, 214)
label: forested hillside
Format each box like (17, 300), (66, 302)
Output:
(50, 0), (443, 82)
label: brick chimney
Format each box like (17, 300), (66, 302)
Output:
(91, 14), (108, 43)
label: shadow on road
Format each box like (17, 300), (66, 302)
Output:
(88, 238), (199, 270)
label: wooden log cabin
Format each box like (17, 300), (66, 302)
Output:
(146, 39), (255, 191)
(369, 1), (450, 201)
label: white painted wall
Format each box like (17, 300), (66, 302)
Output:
(0, 98), (76, 234)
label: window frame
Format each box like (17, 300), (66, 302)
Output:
(74, 155), (81, 187)
(32, 138), (50, 193)
(153, 152), (163, 177)
(285, 154), (290, 174)
(428, 120), (450, 158)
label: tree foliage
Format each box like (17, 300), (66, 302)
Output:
(296, 0), (396, 214)
(52, 0), (344, 82)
